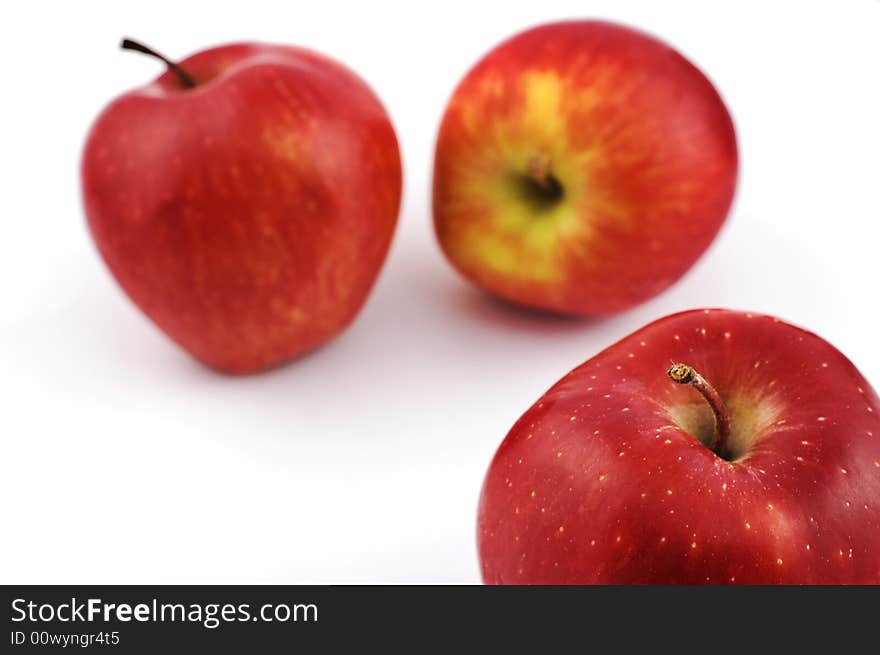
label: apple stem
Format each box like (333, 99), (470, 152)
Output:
(667, 363), (732, 459)
(526, 155), (552, 187)
(526, 154), (560, 194)
(524, 154), (564, 203)
(120, 38), (197, 89)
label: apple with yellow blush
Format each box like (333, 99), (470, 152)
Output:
(433, 21), (738, 315)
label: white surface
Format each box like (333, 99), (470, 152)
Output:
(1, 0), (879, 583)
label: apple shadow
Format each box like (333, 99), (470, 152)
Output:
(383, 223), (606, 340)
(449, 285), (605, 337)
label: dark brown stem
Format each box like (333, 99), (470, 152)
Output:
(525, 155), (549, 186)
(523, 154), (564, 204)
(525, 155), (555, 193)
(667, 363), (732, 458)
(120, 38), (197, 89)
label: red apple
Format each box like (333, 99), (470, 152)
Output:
(433, 21), (737, 315)
(478, 309), (880, 583)
(82, 39), (402, 373)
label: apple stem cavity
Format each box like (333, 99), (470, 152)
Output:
(120, 38), (197, 89)
(667, 363), (732, 459)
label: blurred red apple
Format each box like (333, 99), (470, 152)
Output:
(478, 309), (880, 583)
(82, 39), (402, 373)
(433, 21), (737, 315)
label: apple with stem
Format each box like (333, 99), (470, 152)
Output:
(433, 21), (737, 315)
(478, 309), (880, 583)
(82, 38), (402, 373)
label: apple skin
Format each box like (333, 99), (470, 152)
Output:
(82, 43), (402, 373)
(433, 21), (737, 315)
(478, 309), (880, 584)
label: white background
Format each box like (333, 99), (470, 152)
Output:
(1, 0), (879, 583)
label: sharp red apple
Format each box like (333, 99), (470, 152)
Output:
(433, 21), (737, 315)
(82, 39), (402, 373)
(478, 309), (880, 583)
